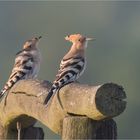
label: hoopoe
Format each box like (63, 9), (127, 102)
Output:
(0, 36), (42, 103)
(44, 34), (95, 105)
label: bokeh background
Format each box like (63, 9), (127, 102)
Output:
(0, 1), (140, 139)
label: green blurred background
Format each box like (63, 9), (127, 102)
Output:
(0, 1), (140, 139)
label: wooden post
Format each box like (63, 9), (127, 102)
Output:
(0, 80), (126, 139)
(62, 116), (99, 139)
(62, 117), (117, 140)
(0, 123), (6, 139)
(96, 119), (117, 139)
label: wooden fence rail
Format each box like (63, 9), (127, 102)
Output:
(0, 79), (126, 139)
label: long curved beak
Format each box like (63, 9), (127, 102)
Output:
(86, 37), (96, 41)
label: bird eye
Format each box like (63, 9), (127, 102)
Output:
(79, 37), (85, 42)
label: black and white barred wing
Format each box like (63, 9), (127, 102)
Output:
(0, 52), (34, 100)
(56, 56), (85, 83)
(44, 57), (85, 105)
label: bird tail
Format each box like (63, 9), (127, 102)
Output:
(43, 85), (58, 105)
(0, 80), (12, 103)
(43, 90), (53, 105)
(0, 89), (8, 103)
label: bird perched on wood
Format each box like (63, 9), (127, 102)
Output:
(44, 34), (95, 105)
(0, 36), (42, 103)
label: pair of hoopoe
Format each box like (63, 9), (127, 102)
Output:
(0, 34), (95, 105)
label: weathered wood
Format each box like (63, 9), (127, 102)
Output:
(62, 116), (100, 140)
(96, 119), (117, 139)
(0, 123), (6, 139)
(0, 79), (126, 138)
(60, 82), (126, 120)
(62, 117), (117, 140)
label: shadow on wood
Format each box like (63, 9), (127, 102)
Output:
(96, 119), (117, 139)
(62, 117), (117, 140)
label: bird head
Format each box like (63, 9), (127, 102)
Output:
(65, 34), (95, 49)
(23, 36), (42, 49)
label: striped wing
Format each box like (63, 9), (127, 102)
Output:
(44, 56), (85, 105)
(0, 52), (34, 100)
(56, 56), (85, 82)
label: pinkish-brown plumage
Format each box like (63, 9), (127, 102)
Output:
(44, 34), (95, 105)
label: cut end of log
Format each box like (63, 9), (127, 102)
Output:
(95, 83), (126, 117)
